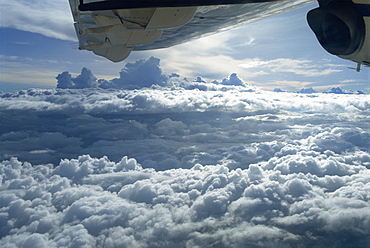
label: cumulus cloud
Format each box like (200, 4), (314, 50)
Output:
(56, 68), (97, 89)
(109, 57), (169, 89)
(1, 74), (369, 247)
(0, 150), (369, 247)
(54, 57), (365, 94)
(218, 73), (248, 87)
(56, 57), (169, 89)
(55, 57), (255, 91)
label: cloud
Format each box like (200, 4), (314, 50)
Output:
(297, 87), (317, 94)
(109, 57), (169, 89)
(56, 57), (169, 89)
(1, 73), (369, 247)
(55, 57), (256, 91)
(263, 80), (315, 91)
(52, 57), (355, 95)
(0, 0), (76, 41)
(239, 58), (342, 77)
(268, 58), (342, 77)
(219, 73), (247, 87)
(0, 149), (369, 247)
(56, 68), (98, 89)
(1, 86), (369, 168)
(324, 87), (354, 94)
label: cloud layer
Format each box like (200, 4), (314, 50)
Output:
(1, 85), (369, 166)
(1, 93), (369, 246)
(1, 148), (369, 247)
(1, 58), (369, 246)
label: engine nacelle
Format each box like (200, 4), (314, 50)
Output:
(307, 0), (367, 64)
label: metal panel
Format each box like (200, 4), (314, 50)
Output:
(78, 0), (283, 11)
(147, 7), (197, 29)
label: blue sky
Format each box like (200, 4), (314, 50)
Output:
(1, 1), (369, 92)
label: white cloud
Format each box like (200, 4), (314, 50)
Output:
(260, 80), (315, 91)
(1, 74), (370, 247)
(0, 0), (75, 41)
(158, 53), (339, 86)
(239, 58), (342, 77)
(1, 6), (369, 245)
(55, 57), (261, 92)
(340, 79), (358, 84)
(51, 56), (350, 94)
(130, 53), (344, 91)
(1, 147), (369, 247)
(239, 59), (269, 69)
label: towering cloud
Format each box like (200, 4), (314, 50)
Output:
(219, 73), (247, 86)
(56, 68), (97, 89)
(112, 56), (168, 88)
(56, 57), (168, 89)
(55, 57), (254, 91)
(297, 87), (316, 94)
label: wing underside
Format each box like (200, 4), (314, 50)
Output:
(69, 0), (314, 62)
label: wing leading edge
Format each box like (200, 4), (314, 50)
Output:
(69, 0), (313, 62)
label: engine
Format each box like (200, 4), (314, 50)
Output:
(307, 0), (369, 69)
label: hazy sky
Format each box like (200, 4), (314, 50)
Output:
(1, 0), (369, 92)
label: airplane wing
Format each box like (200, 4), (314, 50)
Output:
(69, 0), (370, 68)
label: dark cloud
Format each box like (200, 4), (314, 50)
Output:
(297, 87), (316, 94)
(324, 87), (366, 95)
(326, 87), (346, 94)
(56, 68), (97, 89)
